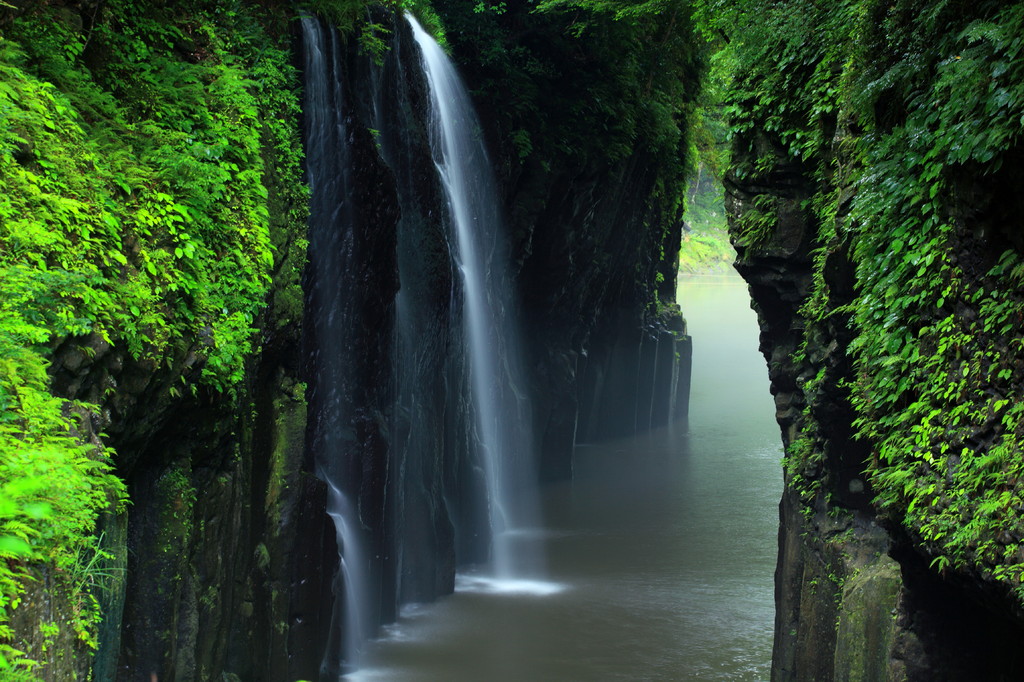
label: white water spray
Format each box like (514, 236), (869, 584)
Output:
(325, 482), (371, 670)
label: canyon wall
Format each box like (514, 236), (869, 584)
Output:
(0, 1), (695, 678)
(434, 0), (698, 477)
(722, 1), (1024, 679)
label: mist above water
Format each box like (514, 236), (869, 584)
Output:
(354, 273), (782, 680)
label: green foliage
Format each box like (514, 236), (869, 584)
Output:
(406, 3), (450, 48)
(678, 175), (733, 273)
(301, 0), (381, 33)
(732, 194), (776, 247)
(0, 0), (308, 672)
(2, 3), (285, 392)
(436, 0), (702, 192)
(0, 358), (127, 673)
(697, 0), (856, 169)
(679, 37), (734, 274)
(849, 154), (1024, 599)
(843, 0), (1024, 596)
(715, 0), (1024, 601)
(299, 0), (448, 55)
(678, 227), (733, 274)
(687, 47), (730, 192)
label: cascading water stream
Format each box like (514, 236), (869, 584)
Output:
(300, 16), (372, 676)
(325, 481), (370, 671)
(407, 15), (542, 581)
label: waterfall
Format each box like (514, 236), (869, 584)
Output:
(300, 16), (371, 675)
(324, 481), (369, 673)
(300, 12), (551, 676)
(408, 15), (542, 580)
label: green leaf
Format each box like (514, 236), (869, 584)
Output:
(0, 536), (33, 558)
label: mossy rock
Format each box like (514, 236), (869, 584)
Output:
(834, 554), (901, 681)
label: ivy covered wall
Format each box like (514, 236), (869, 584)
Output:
(710, 0), (1024, 677)
(0, 0), (308, 676)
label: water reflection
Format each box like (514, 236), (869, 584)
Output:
(356, 273), (781, 680)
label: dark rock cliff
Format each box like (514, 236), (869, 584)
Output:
(725, 2), (1024, 676)
(433, 0), (696, 480)
(730, 134), (1024, 682)
(514, 145), (692, 476)
(45, 115), (312, 682)
(0, 2), (312, 677)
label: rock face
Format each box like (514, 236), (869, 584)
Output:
(428, 1), (698, 480)
(728, 141), (1024, 681)
(45, 153), (312, 681)
(362, 15), (467, 602)
(42, 137), (312, 682)
(514, 150), (693, 475)
(725, 2), (1024, 673)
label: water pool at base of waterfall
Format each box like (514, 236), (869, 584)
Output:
(352, 274), (782, 681)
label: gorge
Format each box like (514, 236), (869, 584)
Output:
(2, 0), (1024, 680)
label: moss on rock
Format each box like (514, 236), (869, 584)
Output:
(834, 554), (901, 681)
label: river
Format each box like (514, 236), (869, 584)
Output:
(353, 273), (782, 681)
